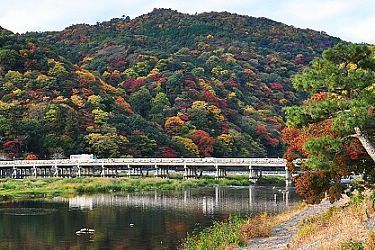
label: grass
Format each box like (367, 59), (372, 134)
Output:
(0, 175), (252, 199)
(180, 202), (306, 250)
(256, 175), (285, 186)
(289, 190), (375, 250)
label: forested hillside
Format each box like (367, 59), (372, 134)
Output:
(0, 9), (341, 159)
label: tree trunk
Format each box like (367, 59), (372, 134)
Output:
(352, 127), (375, 162)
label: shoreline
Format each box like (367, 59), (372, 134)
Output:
(0, 175), (285, 200)
(181, 191), (375, 250)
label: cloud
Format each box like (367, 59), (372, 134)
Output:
(0, 0), (373, 43)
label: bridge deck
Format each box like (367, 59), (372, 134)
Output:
(0, 158), (290, 182)
(0, 157), (286, 167)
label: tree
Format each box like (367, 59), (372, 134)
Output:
(149, 92), (171, 124)
(127, 132), (158, 156)
(191, 130), (214, 156)
(129, 87), (151, 117)
(283, 44), (374, 204)
(85, 132), (128, 158)
(0, 49), (21, 71)
(164, 116), (185, 134)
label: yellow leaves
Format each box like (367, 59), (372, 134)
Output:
(207, 105), (224, 121)
(87, 95), (102, 107)
(243, 105), (255, 115)
(217, 134), (233, 144)
(98, 79), (122, 95)
(147, 68), (160, 78)
(82, 56), (93, 62)
(191, 101), (224, 121)
(224, 53), (236, 63)
(11, 89), (22, 97)
(172, 136), (199, 156)
(70, 95), (85, 108)
(19, 49), (28, 57)
(36, 74), (50, 82)
(48, 61), (69, 79)
(266, 54), (278, 63)
(228, 92), (236, 99)
(206, 34), (214, 39)
(0, 101), (13, 111)
(339, 62), (358, 71)
(92, 108), (109, 125)
(192, 100), (207, 110)
(52, 96), (68, 104)
(165, 116), (185, 133)
(76, 69), (96, 84)
(85, 132), (128, 157)
(198, 78), (216, 95)
(212, 78), (225, 89)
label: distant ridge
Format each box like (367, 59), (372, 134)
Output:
(0, 9), (342, 159)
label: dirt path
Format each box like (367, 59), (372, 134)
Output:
(246, 200), (342, 250)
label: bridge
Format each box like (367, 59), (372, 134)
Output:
(0, 157), (291, 184)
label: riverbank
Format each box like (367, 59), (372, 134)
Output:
(181, 191), (375, 250)
(0, 175), (284, 199)
(181, 203), (306, 249)
(287, 191), (374, 249)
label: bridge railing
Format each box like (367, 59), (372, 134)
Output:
(0, 157), (287, 167)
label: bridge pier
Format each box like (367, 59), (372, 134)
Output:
(249, 166), (262, 183)
(154, 166), (169, 178)
(285, 166), (292, 186)
(184, 165), (197, 179)
(215, 165), (226, 179)
(127, 166), (143, 177)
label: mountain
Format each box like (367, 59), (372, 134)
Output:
(0, 8), (341, 159)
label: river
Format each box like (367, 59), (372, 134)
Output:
(0, 186), (300, 249)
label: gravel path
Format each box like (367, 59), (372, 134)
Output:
(246, 200), (340, 250)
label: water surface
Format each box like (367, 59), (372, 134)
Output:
(0, 186), (300, 249)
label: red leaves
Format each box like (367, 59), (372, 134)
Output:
(294, 170), (330, 204)
(270, 82), (283, 90)
(161, 146), (177, 158)
(191, 130), (214, 157)
(282, 120), (335, 162)
(123, 78), (145, 93)
(3, 141), (19, 154)
(255, 125), (267, 135)
(345, 139), (366, 160)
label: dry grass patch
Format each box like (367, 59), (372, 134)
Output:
(239, 202), (306, 241)
(289, 192), (375, 250)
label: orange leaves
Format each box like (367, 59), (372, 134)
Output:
(311, 92), (327, 101)
(164, 116), (185, 134)
(115, 97), (133, 114)
(25, 154), (38, 160)
(282, 120), (335, 162)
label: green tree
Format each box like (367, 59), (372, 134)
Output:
(0, 49), (21, 71)
(283, 44), (375, 204)
(85, 132), (128, 158)
(149, 92), (171, 124)
(129, 87), (152, 117)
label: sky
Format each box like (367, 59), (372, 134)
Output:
(0, 0), (374, 43)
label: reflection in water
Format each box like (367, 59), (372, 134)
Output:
(0, 186), (300, 250)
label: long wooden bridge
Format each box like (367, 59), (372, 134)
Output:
(0, 157), (291, 184)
